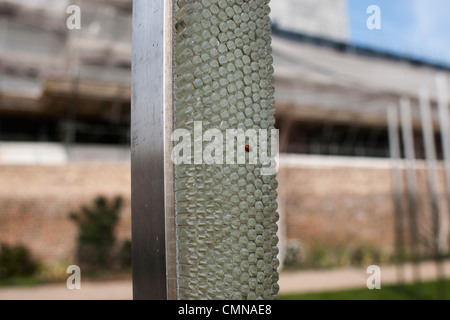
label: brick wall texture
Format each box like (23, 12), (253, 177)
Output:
(0, 164), (132, 263)
(0, 161), (447, 264)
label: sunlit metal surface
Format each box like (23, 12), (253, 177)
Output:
(131, 0), (176, 300)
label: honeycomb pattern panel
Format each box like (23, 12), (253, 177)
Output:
(174, 0), (279, 300)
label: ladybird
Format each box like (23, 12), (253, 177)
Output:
(245, 145), (250, 152)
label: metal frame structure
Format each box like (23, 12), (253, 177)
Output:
(131, 0), (280, 300)
(419, 89), (443, 254)
(399, 98), (422, 291)
(388, 85), (450, 296)
(131, 0), (176, 300)
(436, 75), (450, 237)
(387, 104), (405, 285)
(419, 89), (446, 298)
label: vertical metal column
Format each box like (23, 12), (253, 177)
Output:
(419, 89), (446, 299)
(436, 75), (450, 245)
(387, 104), (405, 286)
(0, 17), (6, 142)
(132, 0), (279, 300)
(64, 77), (78, 156)
(399, 97), (421, 292)
(131, 0), (177, 300)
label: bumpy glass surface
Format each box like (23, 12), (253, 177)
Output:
(174, 0), (279, 300)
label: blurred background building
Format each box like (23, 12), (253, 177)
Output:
(1, 0), (450, 286)
(0, 0), (131, 158)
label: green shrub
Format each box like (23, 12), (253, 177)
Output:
(39, 260), (72, 282)
(351, 246), (390, 266)
(0, 243), (39, 280)
(283, 242), (302, 269)
(334, 246), (352, 267)
(119, 239), (132, 269)
(295, 244), (392, 270)
(70, 196), (123, 271)
(306, 245), (336, 269)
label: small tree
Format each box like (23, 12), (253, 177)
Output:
(70, 196), (123, 271)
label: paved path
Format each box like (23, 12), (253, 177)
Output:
(279, 260), (450, 294)
(1, 260), (449, 300)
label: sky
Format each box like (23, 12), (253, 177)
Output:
(347, 0), (450, 67)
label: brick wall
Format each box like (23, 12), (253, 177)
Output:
(278, 164), (395, 252)
(277, 155), (449, 258)
(1, 157), (447, 264)
(0, 164), (132, 263)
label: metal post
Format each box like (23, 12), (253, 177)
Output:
(132, 0), (280, 300)
(419, 89), (446, 299)
(64, 30), (80, 158)
(131, 0), (176, 300)
(436, 75), (450, 249)
(0, 16), (8, 142)
(387, 104), (405, 286)
(64, 77), (78, 156)
(399, 97), (421, 294)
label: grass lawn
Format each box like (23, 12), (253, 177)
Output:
(0, 270), (132, 287)
(280, 279), (450, 300)
(0, 276), (46, 287)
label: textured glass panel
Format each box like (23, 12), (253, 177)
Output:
(174, 0), (279, 300)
